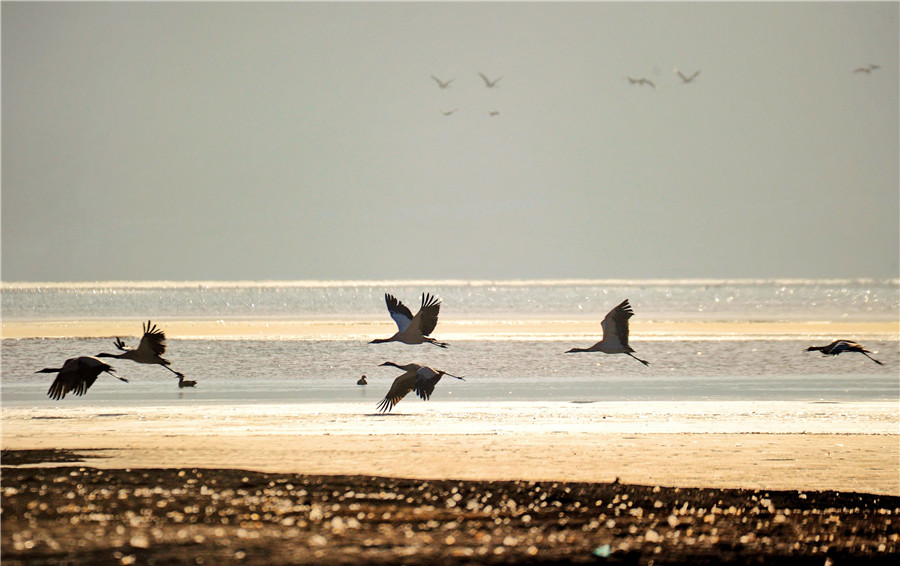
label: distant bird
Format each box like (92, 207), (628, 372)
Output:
(674, 68), (700, 83)
(376, 362), (465, 413)
(440, 108), (459, 116)
(97, 320), (185, 377)
(489, 110), (500, 116)
(627, 77), (657, 89)
(431, 75), (454, 89)
(177, 375), (197, 388)
(357, 375), (368, 385)
(805, 340), (883, 365)
(853, 66), (872, 74)
(478, 72), (502, 88)
(566, 299), (649, 366)
(370, 293), (448, 348)
(36, 357), (127, 400)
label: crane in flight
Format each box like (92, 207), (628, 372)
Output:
(674, 68), (700, 83)
(376, 361), (464, 413)
(431, 75), (454, 88)
(627, 77), (657, 89)
(96, 320), (186, 377)
(566, 299), (649, 366)
(36, 357), (127, 400)
(805, 340), (883, 365)
(370, 293), (448, 348)
(478, 72), (502, 88)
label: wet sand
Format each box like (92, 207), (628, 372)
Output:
(2, 318), (898, 340)
(3, 401), (899, 564)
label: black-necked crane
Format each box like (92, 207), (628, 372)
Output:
(805, 340), (883, 365)
(431, 75), (454, 89)
(370, 293), (448, 348)
(566, 299), (650, 366)
(376, 361), (465, 413)
(96, 320), (185, 377)
(675, 68), (700, 83)
(478, 72), (502, 88)
(36, 357), (127, 400)
(627, 77), (657, 89)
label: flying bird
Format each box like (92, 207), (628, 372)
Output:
(674, 68), (700, 83)
(431, 75), (454, 89)
(440, 108), (459, 116)
(370, 293), (448, 347)
(376, 362), (465, 413)
(566, 299), (649, 365)
(96, 320), (185, 377)
(489, 110), (500, 116)
(805, 340), (883, 365)
(627, 77), (657, 89)
(853, 66), (872, 74)
(478, 72), (502, 88)
(36, 357), (127, 400)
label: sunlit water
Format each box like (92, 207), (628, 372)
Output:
(2, 280), (897, 407)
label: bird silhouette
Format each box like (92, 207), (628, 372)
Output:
(440, 108), (459, 116)
(478, 72), (502, 88)
(370, 293), (448, 347)
(627, 77), (657, 89)
(805, 340), (883, 365)
(96, 320), (185, 377)
(674, 68), (700, 83)
(431, 75), (454, 88)
(566, 299), (649, 365)
(376, 362), (464, 413)
(36, 357), (127, 400)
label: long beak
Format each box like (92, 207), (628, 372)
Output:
(446, 372), (465, 380)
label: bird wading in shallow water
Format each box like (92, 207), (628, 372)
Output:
(36, 357), (127, 400)
(566, 299), (649, 366)
(805, 340), (883, 365)
(97, 320), (186, 377)
(370, 293), (448, 348)
(376, 362), (465, 413)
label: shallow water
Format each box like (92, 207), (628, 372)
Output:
(2, 337), (896, 407)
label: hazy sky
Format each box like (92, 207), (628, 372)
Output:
(2, 1), (898, 282)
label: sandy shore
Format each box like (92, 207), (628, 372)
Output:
(3, 318), (898, 340)
(3, 401), (898, 564)
(3, 401), (898, 495)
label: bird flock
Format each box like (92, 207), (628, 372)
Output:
(431, 72), (503, 117)
(36, 294), (884, 410)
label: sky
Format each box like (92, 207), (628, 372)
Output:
(2, 1), (898, 282)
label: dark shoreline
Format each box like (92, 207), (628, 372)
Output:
(2, 450), (899, 565)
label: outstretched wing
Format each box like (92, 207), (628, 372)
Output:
(137, 320), (167, 356)
(414, 367), (443, 401)
(47, 358), (100, 400)
(376, 372), (417, 413)
(412, 293), (442, 337)
(600, 300), (635, 350)
(385, 294), (414, 333)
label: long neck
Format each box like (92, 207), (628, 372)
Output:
(380, 361), (403, 370)
(566, 347), (589, 353)
(36, 367), (62, 373)
(95, 352), (123, 359)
